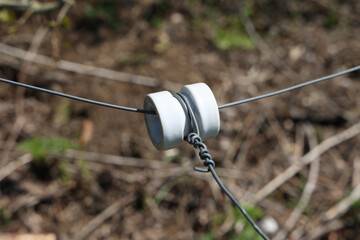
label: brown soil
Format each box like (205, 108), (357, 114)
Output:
(1, 1), (360, 239)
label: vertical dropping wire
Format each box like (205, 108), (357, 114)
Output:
(174, 93), (270, 240)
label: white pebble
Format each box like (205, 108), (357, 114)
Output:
(259, 216), (279, 234)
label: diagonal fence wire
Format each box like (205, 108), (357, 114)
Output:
(0, 77), (154, 114)
(1, 65), (359, 114)
(218, 65), (360, 109)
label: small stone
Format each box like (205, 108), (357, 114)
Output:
(289, 45), (305, 62)
(259, 216), (279, 234)
(170, 13), (183, 24)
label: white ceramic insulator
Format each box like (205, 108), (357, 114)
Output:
(144, 83), (220, 151)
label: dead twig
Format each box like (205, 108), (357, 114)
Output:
(274, 125), (320, 240)
(87, 161), (190, 183)
(242, 8), (346, 120)
(302, 219), (345, 240)
(16, 0), (75, 113)
(16, 24), (50, 114)
(242, 10), (302, 82)
(255, 121), (360, 203)
(64, 149), (255, 181)
(234, 113), (265, 167)
(0, 116), (26, 167)
(0, 153), (32, 182)
(7, 194), (40, 215)
(73, 194), (135, 240)
(222, 112), (255, 167)
(6, 181), (66, 214)
(352, 154), (360, 187)
(0, 55), (72, 83)
(0, 233), (56, 240)
(323, 181), (360, 222)
(64, 149), (177, 169)
(0, 1), (74, 169)
(266, 109), (295, 161)
(0, 42), (181, 91)
(56, 0), (75, 23)
(1, 23), (47, 174)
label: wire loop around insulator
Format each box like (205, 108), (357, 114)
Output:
(173, 93), (200, 136)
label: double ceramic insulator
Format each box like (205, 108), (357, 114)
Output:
(144, 83), (220, 150)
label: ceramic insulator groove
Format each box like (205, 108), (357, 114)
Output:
(144, 83), (220, 151)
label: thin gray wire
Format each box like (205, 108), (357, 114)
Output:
(0, 77), (155, 114)
(218, 65), (360, 109)
(208, 164), (269, 240)
(2, 65), (359, 114)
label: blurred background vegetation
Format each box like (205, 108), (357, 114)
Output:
(0, 0), (360, 239)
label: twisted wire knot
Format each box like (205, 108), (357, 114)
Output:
(172, 93), (215, 172)
(173, 92), (269, 239)
(187, 133), (215, 171)
(172, 94), (269, 240)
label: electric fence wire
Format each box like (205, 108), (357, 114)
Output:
(1, 66), (359, 115)
(0, 77), (154, 114)
(173, 92), (270, 240)
(218, 65), (360, 109)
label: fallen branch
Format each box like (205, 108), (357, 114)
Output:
(255, 121), (360, 203)
(64, 149), (177, 169)
(324, 181), (360, 222)
(0, 233), (56, 240)
(352, 155), (360, 187)
(0, 116), (27, 167)
(64, 149), (252, 181)
(0, 56), (75, 83)
(292, 179), (360, 239)
(0, 153), (32, 182)
(273, 125), (320, 240)
(0, 0), (74, 169)
(304, 219), (344, 240)
(73, 194), (135, 240)
(16, 0), (75, 109)
(0, 42), (181, 90)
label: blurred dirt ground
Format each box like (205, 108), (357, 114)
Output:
(0, 1), (360, 239)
